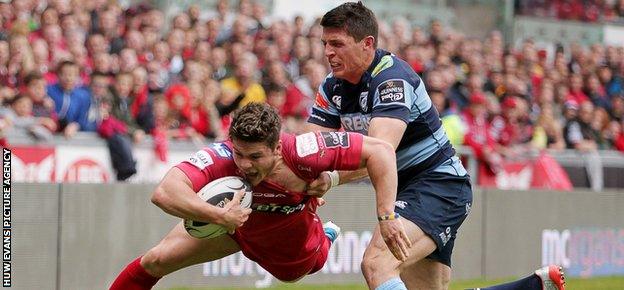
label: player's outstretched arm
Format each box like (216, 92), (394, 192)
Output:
(360, 135), (412, 261)
(151, 168), (250, 229)
(305, 124), (369, 197)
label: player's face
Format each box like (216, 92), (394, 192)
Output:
(231, 139), (281, 186)
(321, 27), (372, 83)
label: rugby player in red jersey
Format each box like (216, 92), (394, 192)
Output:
(110, 103), (411, 289)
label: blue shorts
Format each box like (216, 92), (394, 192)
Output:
(394, 170), (473, 267)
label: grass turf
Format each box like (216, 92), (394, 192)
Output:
(168, 275), (624, 290)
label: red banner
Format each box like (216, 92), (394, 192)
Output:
(11, 146), (56, 182)
(479, 152), (573, 191)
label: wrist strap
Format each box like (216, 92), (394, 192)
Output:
(326, 170), (340, 188)
(377, 212), (400, 221)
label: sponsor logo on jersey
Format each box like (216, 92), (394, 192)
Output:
(359, 92), (369, 112)
(315, 91), (330, 109)
(187, 150), (214, 170)
(252, 192), (287, 198)
(296, 132), (319, 157)
(297, 165), (312, 172)
(341, 114), (370, 132)
(320, 132), (349, 148)
(378, 80), (405, 104)
(211, 143), (232, 159)
(332, 95), (342, 110)
(251, 202), (306, 214)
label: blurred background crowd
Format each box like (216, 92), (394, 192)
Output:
(0, 0), (623, 180)
(516, 0), (624, 22)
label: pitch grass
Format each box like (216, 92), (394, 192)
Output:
(168, 275), (624, 290)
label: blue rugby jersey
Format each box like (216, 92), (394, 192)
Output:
(308, 49), (467, 177)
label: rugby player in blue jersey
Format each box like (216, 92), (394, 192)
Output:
(305, 2), (564, 290)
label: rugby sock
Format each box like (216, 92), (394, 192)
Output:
(109, 256), (161, 290)
(375, 277), (408, 290)
(471, 273), (541, 290)
(323, 221), (340, 243)
(324, 227), (339, 243)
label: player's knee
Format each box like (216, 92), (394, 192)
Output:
(438, 268), (451, 288)
(440, 275), (450, 288)
(361, 256), (374, 280)
(141, 247), (169, 277)
(361, 248), (386, 279)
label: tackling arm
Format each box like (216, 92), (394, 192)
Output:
(304, 123), (370, 184)
(337, 117), (407, 185)
(359, 135), (398, 217)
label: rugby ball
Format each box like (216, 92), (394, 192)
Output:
(184, 176), (253, 239)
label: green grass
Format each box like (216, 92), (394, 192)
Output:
(168, 275), (624, 290)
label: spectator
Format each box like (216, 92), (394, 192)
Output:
(96, 9), (124, 54)
(265, 82), (287, 116)
(210, 46), (230, 80)
(462, 93), (503, 175)
(31, 39), (52, 79)
(92, 52), (113, 76)
(86, 33), (109, 58)
(532, 104), (565, 150)
(90, 72), (113, 103)
(119, 48), (139, 73)
(6, 94), (53, 141)
(0, 39), (10, 86)
(97, 96), (137, 181)
(431, 89), (465, 148)
(263, 61), (307, 117)
(585, 73), (610, 109)
(612, 95), (624, 121)
(130, 67), (154, 134)
(494, 96), (534, 149)
(166, 29), (185, 74)
(110, 72), (146, 143)
(163, 83), (194, 140)
(591, 107), (615, 149)
(213, 0), (236, 30)
(193, 41), (212, 64)
(564, 101), (599, 151)
(47, 60), (94, 137)
(7, 34), (36, 87)
(24, 72), (57, 133)
(597, 64), (623, 98)
(220, 53), (266, 108)
(187, 81), (224, 140)
(293, 60), (327, 112)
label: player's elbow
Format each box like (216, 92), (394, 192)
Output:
(373, 139), (395, 156)
(151, 185), (170, 209)
(362, 137), (396, 166)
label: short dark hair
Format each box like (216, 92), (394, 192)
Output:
(320, 1), (378, 47)
(24, 72), (43, 85)
(57, 60), (77, 72)
(265, 82), (285, 95)
(229, 103), (281, 148)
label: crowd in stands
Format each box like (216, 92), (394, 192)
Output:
(0, 0), (623, 179)
(515, 0), (624, 22)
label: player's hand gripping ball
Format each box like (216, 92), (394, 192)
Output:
(184, 176), (253, 239)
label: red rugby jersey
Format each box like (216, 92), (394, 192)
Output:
(176, 131), (363, 280)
